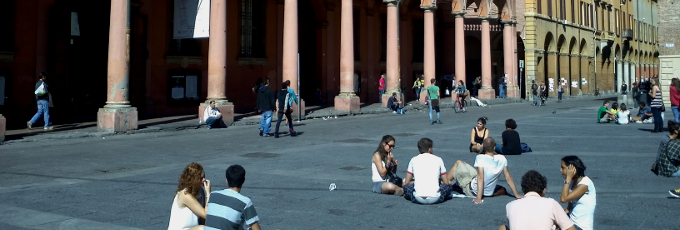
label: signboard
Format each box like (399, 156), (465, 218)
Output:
(173, 0), (210, 39)
(71, 12), (81, 36)
(519, 60), (524, 68)
(665, 43), (675, 48)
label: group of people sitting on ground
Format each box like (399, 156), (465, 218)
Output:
(167, 163), (260, 230)
(469, 118), (523, 156)
(371, 134), (596, 230)
(598, 100), (665, 130)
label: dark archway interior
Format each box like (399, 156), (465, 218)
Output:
(465, 36), (482, 88)
(298, 0), (318, 104)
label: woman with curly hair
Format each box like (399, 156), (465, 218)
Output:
(168, 162), (211, 230)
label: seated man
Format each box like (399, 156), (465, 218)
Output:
(205, 165), (261, 230)
(632, 102), (654, 123)
(446, 137), (522, 204)
(386, 92), (402, 113)
(203, 100), (225, 129)
(656, 139), (680, 177)
(597, 100), (617, 123)
(498, 170), (576, 230)
(402, 138), (453, 205)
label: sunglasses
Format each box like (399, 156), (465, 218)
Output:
(385, 143), (395, 148)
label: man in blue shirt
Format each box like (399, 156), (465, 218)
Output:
(636, 102), (653, 123)
(387, 92), (402, 113)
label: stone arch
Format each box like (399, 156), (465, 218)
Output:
(556, 35), (567, 53)
(568, 37), (577, 54)
(544, 32), (555, 52)
(615, 44), (621, 58)
(579, 39), (588, 56)
(494, 0), (512, 20)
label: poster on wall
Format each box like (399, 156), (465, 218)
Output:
(71, 12), (81, 36)
(548, 78), (555, 92)
(173, 0), (210, 39)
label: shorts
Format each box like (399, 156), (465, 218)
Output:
(599, 117), (611, 123)
(372, 181), (385, 193)
(453, 163), (478, 196)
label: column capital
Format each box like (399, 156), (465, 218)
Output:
(479, 17), (491, 22)
(383, 0), (399, 6)
(451, 11), (466, 17)
(501, 20), (517, 25)
(421, 6), (437, 11)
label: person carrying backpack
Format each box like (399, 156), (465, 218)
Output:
(531, 80), (539, 106)
(274, 81), (297, 138)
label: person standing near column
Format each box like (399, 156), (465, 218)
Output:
(27, 72), (53, 130)
(427, 79), (441, 125)
(473, 76), (482, 98)
(379, 74), (386, 103)
(499, 74), (506, 98)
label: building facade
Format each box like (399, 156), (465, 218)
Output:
(522, 0), (658, 98)
(658, 0), (679, 106)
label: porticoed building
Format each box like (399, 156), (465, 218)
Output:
(522, 0), (658, 97)
(0, 0), (530, 133)
(658, 0), (680, 106)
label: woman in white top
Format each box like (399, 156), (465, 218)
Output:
(371, 135), (404, 196)
(617, 103), (630, 124)
(168, 162), (211, 230)
(560, 156), (596, 230)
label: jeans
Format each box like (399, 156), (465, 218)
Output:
(495, 143), (503, 154)
(652, 107), (663, 129)
(533, 95), (537, 105)
(558, 92), (563, 101)
(429, 102), (440, 123)
(259, 110), (273, 135)
(274, 110), (295, 135)
(29, 100), (50, 128)
(672, 106), (680, 123)
(672, 169), (680, 177)
(415, 88), (421, 100)
(499, 84), (505, 98)
(379, 89), (385, 103)
(390, 104), (399, 111)
(403, 183), (452, 204)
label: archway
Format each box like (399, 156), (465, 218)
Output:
(465, 36), (482, 87)
(542, 32), (554, 88)
(568, 37), (577, 95)
(298, 0), (319, 103)
(615, 44), (621, 92)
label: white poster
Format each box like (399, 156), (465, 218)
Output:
(71, 12), (81, 36)
(185, 75), (198, 99)
(173, 0), (210, 39)
(548, 78), (555, 92)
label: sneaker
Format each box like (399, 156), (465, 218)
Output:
(274, 135), (280, 138)
(259, 130), (263, 136)
(44, 126), (54, 130)
(290, 131), (297, 137)
(437, 121), (443, 124)
(263, 134), (270, 137)
(393, 111), (397, 114)
(26, 121), (32, 130)
(207, 125), (212, 129)
(670, 188), (680, 198)
(394, 189), (404, 196)
(431, 122), (435, 125)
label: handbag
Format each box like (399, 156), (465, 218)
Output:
(431, 99), (440, 107)
(520, 143), (532, 153)
(34, 82), (47, 96)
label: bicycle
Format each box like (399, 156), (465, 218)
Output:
(454, 93), (467, 113)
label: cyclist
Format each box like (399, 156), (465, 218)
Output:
(454, 80), (467, 111)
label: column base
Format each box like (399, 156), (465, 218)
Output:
(97, 107), (138, 132)
(0, 114), (5, 143)
(506, 86), (520, 98)
(198, 100), (234, 126)
(478, 87), (496, 99)
(334, 95), (360, 112)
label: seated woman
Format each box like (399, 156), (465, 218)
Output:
(617, 103), (630, 124)
(559, 156), (596, 230)
(372, 135), (404, 196)
(495, 119), (522, 155)
(610, 102), (619, 115)
(470, 117), (489, 153)
(168, 162), (211, 230)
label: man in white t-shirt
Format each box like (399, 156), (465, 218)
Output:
(402, 138), (453, 204)
(446, 137), (522, 204)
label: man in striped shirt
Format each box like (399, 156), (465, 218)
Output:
(205, 165), (261, 230)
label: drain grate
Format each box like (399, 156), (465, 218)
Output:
(335, 138), (371, 143)
(241, 152), (281, 159)
(339, 166), (365, 171)
(392, 133), (417, 137)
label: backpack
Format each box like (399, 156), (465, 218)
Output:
(520, 143), (532, 153)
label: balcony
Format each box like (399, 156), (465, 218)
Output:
(622, 29), (633, 40)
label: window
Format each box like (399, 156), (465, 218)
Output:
(615, 9), (618, 34)
(560, 0), (566, 20)
(240, 0), (266, 57)
(0, 0), (14, 51)
(538, 0), (542, 14)
(580, 2), (584, 25)
(548, 0), (553, 17)
(354, 10), (360, 61)
(571, 0), (575, 22)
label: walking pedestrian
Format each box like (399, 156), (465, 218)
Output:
(557, 83), (564, 102)
(256, 78), (275, 137)
(539, 81), (548, 106)
(412, 77), (423, 101)
(27, 72), (53, 130)
(379, 74), (386, 103)
(427, 79), (441, 125)
(531, 80), (538, 106)
(670, 78), (680, 123)
(274, 81), (297, 138)
(650, 78), (664, 132)
(499, 74), (507, 98)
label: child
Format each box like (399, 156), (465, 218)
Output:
(610, 102), (619, 116)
